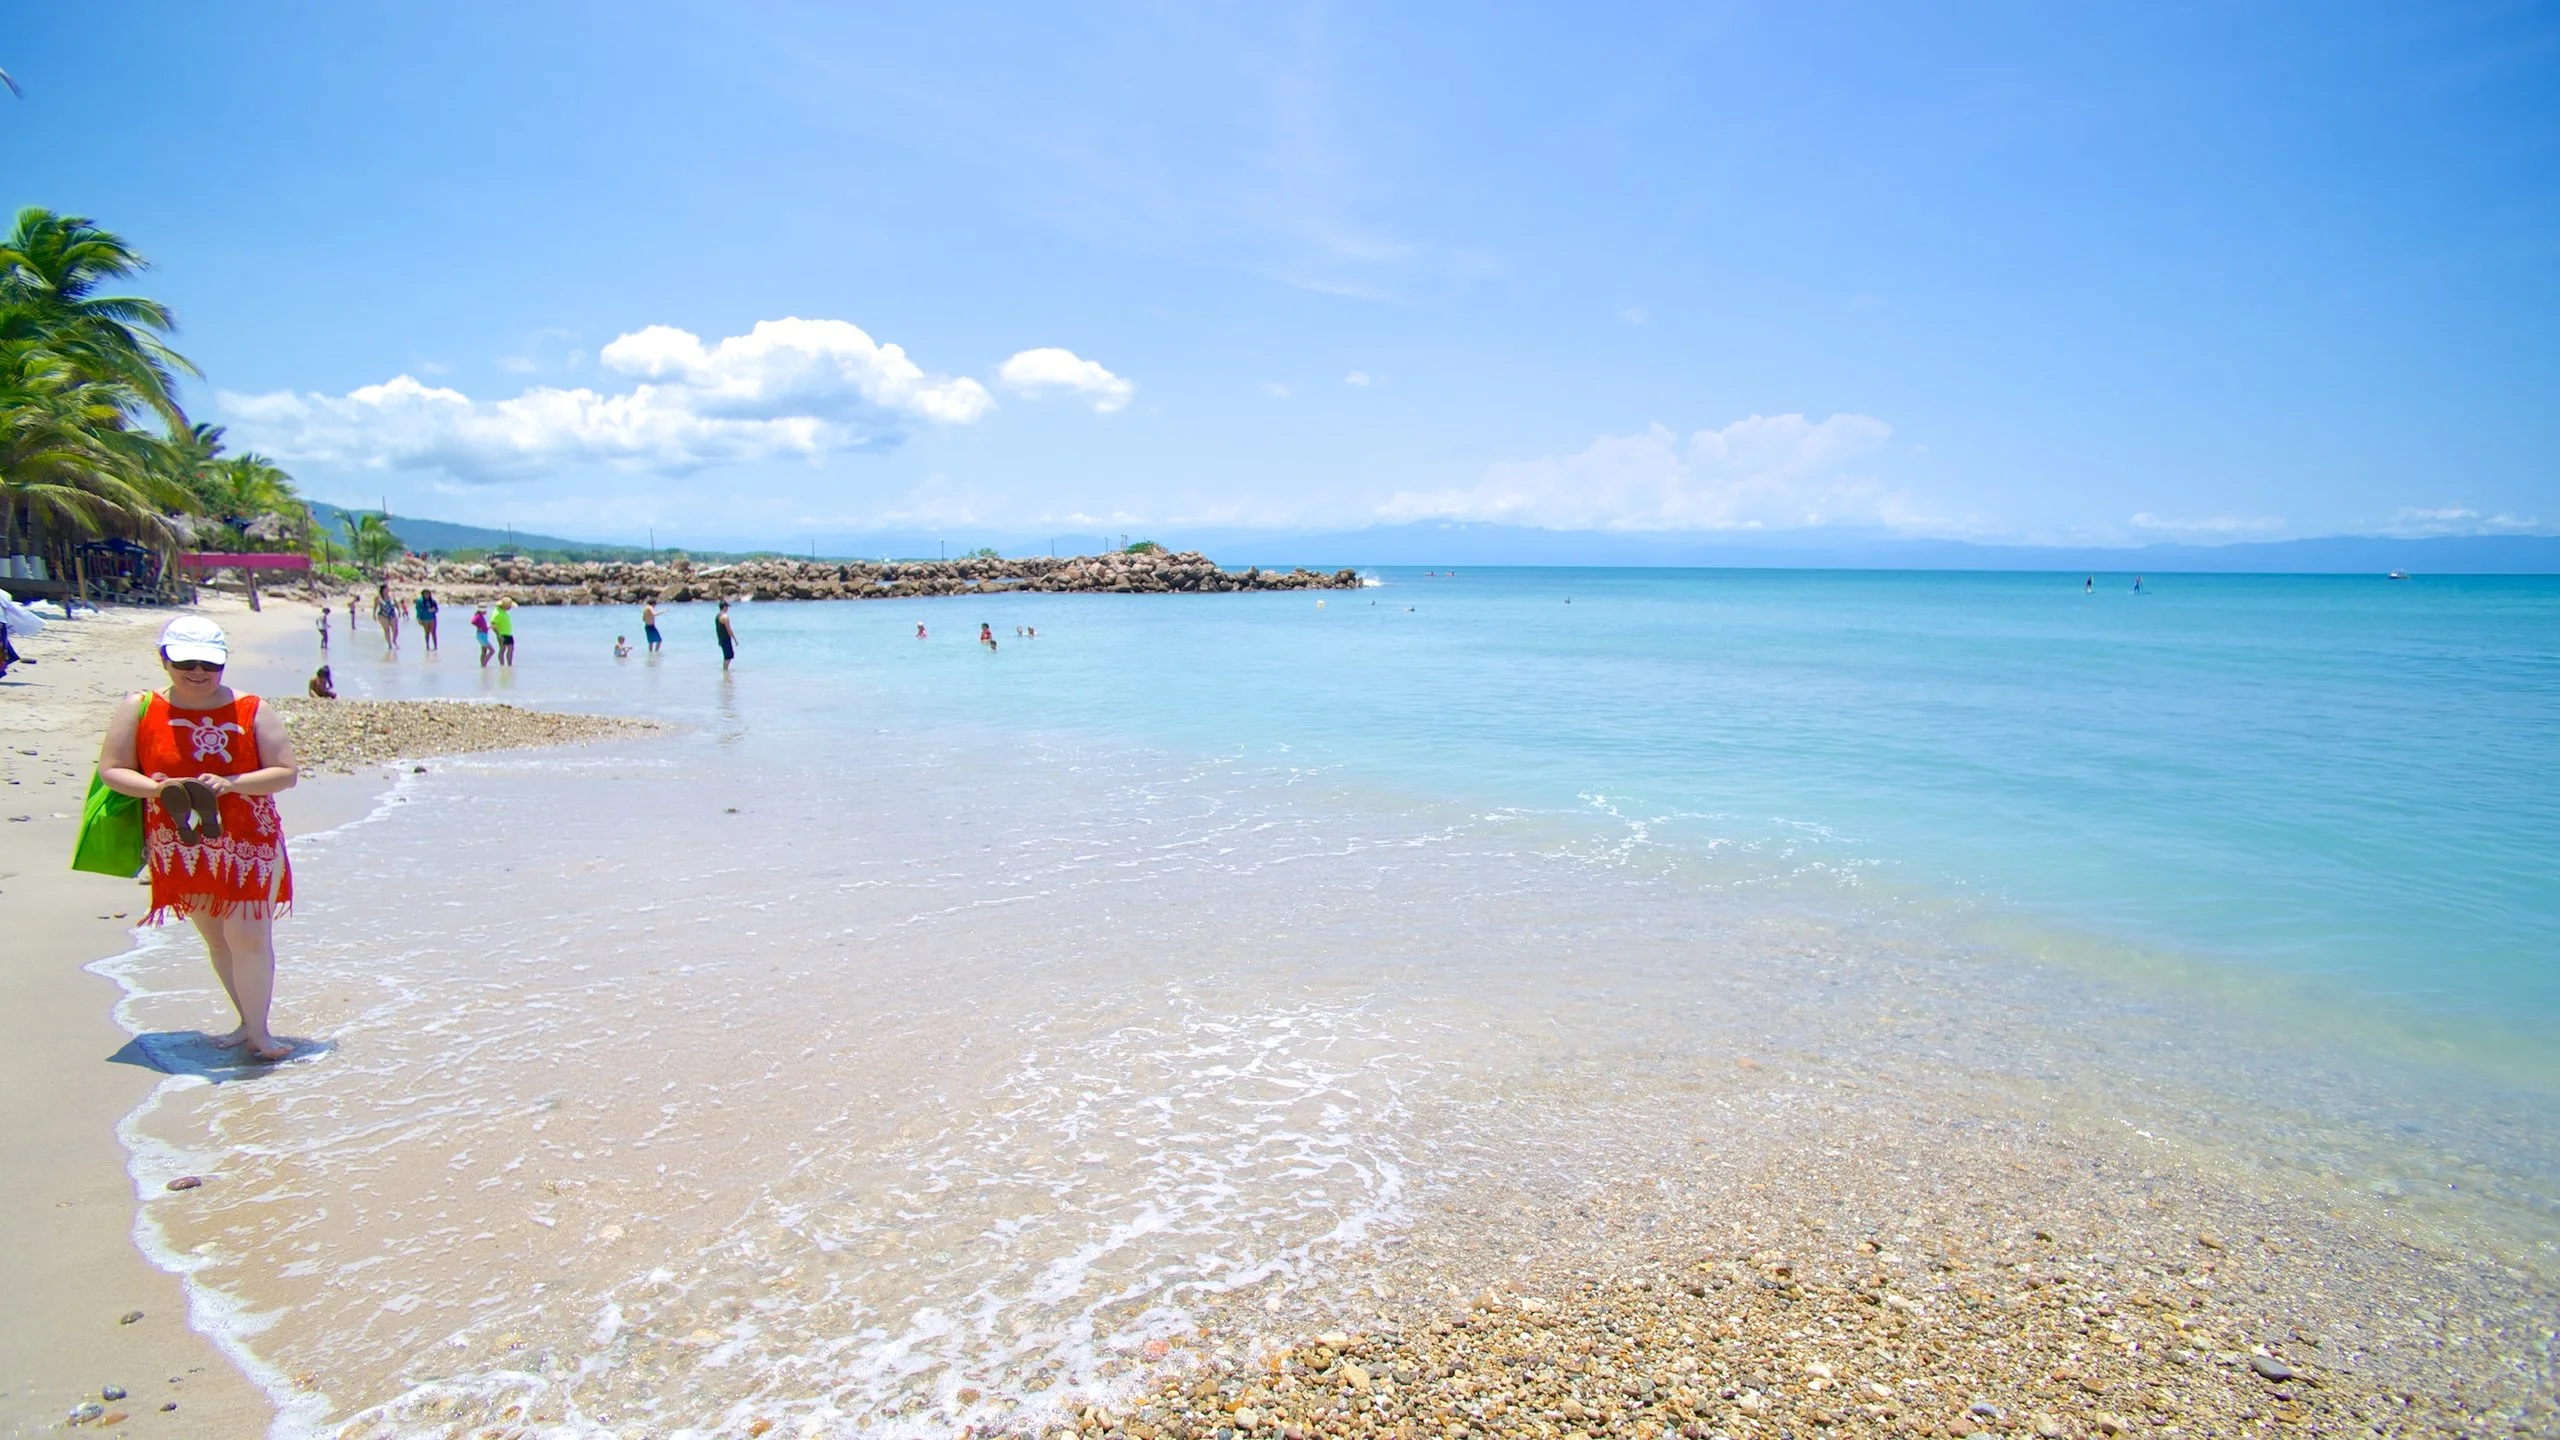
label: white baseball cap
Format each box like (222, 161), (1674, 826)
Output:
(159, 615), (230, 665)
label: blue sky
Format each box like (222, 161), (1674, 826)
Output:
(10, 2), (2558, 551)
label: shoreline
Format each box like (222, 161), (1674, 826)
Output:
(0, 594), (661, 1438)
(125, 718), (2558, 1440)
(2, 597), (370, 1438)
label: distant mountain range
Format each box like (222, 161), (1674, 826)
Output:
(304, 503), (2560, 573)
(306, 502), (775, 562)
(1195, 523), (2560, 574)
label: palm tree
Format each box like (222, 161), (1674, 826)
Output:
(340, 509), (399, 572)
(0, 334), (187, 558)
(200, 453), (303, 539)
(0, 211), (204, 576)
(154, 420), (227, 504)
(0, 208), (196, 430)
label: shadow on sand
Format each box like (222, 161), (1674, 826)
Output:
(109, 1030), (335, 1082)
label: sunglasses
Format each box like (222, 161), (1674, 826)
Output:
(167, 658), (225, 673)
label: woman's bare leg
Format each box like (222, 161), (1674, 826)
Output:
(217, 912), (289, 1060)
(188, 909), (249, 1048)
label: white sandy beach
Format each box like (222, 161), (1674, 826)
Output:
(1, 594), (384, 1436)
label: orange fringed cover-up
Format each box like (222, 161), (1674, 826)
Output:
(134, 692), (293, 923)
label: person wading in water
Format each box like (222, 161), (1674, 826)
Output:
(94, 616), (301, 1061)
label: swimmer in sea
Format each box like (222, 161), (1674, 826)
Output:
(916, 623), (927, 639)
(979, 623), (997, 650)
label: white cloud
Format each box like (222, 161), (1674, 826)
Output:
(2128, 512), (2287, 536)
(995, 347), (1134, 413)
(1343, 370), (1373, 387)
(606, 320), (995, 424)
(1618, 306), (1649, 326)
(1378, 414), (1905, 532)
(1259, 381), (1293, 398)
(221, 318), (1001, 480)
(2386, 505), (2545, 536)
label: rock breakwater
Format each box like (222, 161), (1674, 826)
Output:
(274, 698), (663, 771)
(382, 551), (1363, 606)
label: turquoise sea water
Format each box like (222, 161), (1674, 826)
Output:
(404, 568), (2560, 1044)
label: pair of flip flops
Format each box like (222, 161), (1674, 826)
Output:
(156, 780), (226, 846)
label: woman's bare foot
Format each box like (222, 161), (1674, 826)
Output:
(243, 1036), (293, 1063)
(207, 1025), (251, 1050)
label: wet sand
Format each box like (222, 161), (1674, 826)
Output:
(0, 595), (659, 1438)
(1097, 1113), (2553, 1440)
(0, 597), (374, 1437)
(204, 729), (2554, 1440)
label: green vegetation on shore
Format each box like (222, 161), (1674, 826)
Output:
(0, 207), (378, 587)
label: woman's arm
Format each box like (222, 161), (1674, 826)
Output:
(210, 701), (300, 797)
(96, 692), (162, 798)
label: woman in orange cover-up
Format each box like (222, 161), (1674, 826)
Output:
(97, 616), (301, 1061)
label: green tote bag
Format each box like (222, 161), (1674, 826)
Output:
(70, 696), (150, 878)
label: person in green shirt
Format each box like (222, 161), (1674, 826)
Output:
(491, 597), (516, 667)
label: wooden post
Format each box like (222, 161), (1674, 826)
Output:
(74, 548), (89, 610)
(246, 565), (262, 612)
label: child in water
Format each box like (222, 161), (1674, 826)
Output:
(308, 664), (336, 698)
(614, 635), (632, 658)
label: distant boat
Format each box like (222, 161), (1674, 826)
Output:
(2387, 570), (2410, 580)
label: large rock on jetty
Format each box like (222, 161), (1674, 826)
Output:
(381, 551), (1364, 606)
